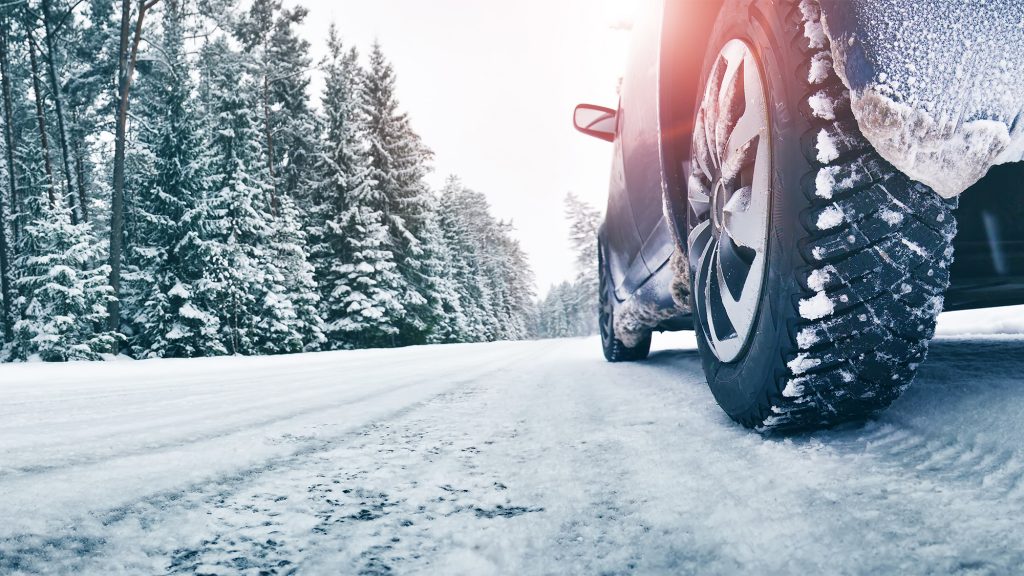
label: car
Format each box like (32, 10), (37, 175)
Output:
(573, 0), (1024, 431)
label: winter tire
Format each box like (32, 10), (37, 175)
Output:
(599, 243), (652, 362)
(685, 0), (957, 431)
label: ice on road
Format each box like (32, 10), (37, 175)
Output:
(3, 309), (1024, 574)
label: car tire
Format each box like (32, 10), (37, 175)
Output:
(599, 242), (652, 362)
(685, 0), (957, 430)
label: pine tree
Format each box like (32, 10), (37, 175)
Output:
(437, 177), (535, 342)
(198, 37), (275, 355)
(327, 203), (406, 348)
(11, 201), (117, 361)
(258, 193), (325, 353)
(362, 42), (443, 345)
(125, 0), (224, 358)
(236, 0), (318, 209)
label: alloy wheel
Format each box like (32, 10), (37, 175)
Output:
(687, 39), (772, 363)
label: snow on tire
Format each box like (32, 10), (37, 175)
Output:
(687, 0), (956, 431)
(763, 0), (957, 431)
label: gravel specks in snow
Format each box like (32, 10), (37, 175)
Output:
(799, 291), (835, 320)
(816, 206), (845, 230)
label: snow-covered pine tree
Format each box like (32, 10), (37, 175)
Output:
(197, 37), (275, 356)
(124, 0), (224, 358)
(258, 193), (326, 353)
(436, 177), (535, 342)
(313, 28), (406, 348)
(11, 199), (117, 361)
(327, 203), (406, 349)
(362, 42), (447, 345)
(563, 192), (601, 335)
(236, 0), (319, 210)
(437, 178), (495, 342)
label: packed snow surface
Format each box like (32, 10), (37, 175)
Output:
(821, 0), (1024, 198)
(4, 316), (1024, 573)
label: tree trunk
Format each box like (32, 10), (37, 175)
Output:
(27, 35), (56, 209)
(0, 12), (16, 340)
(109, 0), (159, 338)
(263, 72), (278, 215)
(71, 108), (89, 222)
(41, 0), (81, 224)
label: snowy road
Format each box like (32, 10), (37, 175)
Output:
(3, 311), (1024, 574)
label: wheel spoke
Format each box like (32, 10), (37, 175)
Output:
(692, 112), (715, 181)
(715, 53), (746, 163)
(687, 219), (713, 270)
(688, 174), (711, 218)
(722, 186), (762, 249)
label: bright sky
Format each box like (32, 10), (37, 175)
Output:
(296, 0), (633, 296)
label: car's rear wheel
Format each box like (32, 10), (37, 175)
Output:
(685, 0), (957, 431)
(599, 243), (651, 362)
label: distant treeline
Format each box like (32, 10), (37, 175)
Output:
(0, 0), (535, 361)
(529, 193), (601, 340)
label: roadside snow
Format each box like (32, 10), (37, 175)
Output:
(3, 322), (1024, 573)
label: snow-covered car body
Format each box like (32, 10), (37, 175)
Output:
(597, 0), (1024, 332)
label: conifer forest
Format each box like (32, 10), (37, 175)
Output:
(0, 0), (598, 361)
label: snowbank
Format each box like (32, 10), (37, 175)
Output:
(820, 0), (1024, 198)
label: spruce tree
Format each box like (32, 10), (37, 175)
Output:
(12, 200), (117, 361)
(198, 37), (275, 355)
(362, 42), (443, 345)
(125, 0), (224, 358)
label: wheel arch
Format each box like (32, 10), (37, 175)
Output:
(656, 0), (724, 249)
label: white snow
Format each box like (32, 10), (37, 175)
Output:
(901, 238), (928, 258)
(821, 0), (1024, 198)
(808, 51), (833, 85)
(808, 91), (836, 120)
(782, 377), (807, 398)
(800, 0), (827, 49)
(807, 266), (834, 292)
(816, 206), (844, 230)
(796, 327), (820, 349)
(878, 207), (904, 226)
(799, 291), (835, 320)
(787, 352), (821, 375)
(3, 328), (1024, 572)
(814, 166), (839, 198)
(816, 129), (840, 163)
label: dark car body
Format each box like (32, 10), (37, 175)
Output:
(599, 0), (1024, 331)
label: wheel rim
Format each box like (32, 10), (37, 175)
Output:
(687, 39), (771, 363)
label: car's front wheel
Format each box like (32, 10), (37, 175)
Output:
(685, 0), (957, 431)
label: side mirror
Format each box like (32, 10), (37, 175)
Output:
(573, 104), (617, 142)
